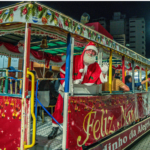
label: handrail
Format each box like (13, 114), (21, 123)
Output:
(24, 69), (36, 149)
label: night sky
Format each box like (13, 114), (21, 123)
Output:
(1, 1), (150, 57)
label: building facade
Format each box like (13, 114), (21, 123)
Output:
(110, 12), (127, 46)
(110, 12), (146, 56)
(129, 17), (146, 56)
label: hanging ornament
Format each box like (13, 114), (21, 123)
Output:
(9, 13), (14, 22)
(32, 16), (38, 23)
(13, 6), (18, 11)
(19, 116), (21, 120)
(28, 3), (33, 8)
(38, 5), (42, 11)
(54, 18), (58, 25)
(42, 16), (47, 24)
(47, 10), (51, 15)
(40, 36), (48, 48)
(65, 20), (68, 26)
(0, 19), (3, 23)
(22, 7), (27, 15)
(5, 9), (9, 15)
(55, 13), (59, 17)
(59, 19), (63, 28)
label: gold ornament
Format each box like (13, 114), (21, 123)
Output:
(12, 112), (18, 119)
(10, 98), (14, 107)
(28, 4), (33, 8)
(5, 97), (9, 106)
(40, 37), (48, 49)
(2, 112), (5, 118)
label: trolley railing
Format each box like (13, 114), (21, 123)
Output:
(0, 69), (23, 97)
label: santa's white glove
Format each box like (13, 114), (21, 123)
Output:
(101, 62), (109, 74)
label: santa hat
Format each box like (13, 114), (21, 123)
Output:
(79, 41), (97, 73)
(84, 41), (98, 54)
(18, 40), (24, 46)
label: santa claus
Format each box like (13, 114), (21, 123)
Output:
(48, 41), (108, 139)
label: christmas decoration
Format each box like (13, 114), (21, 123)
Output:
(54, 18), (58, 25)
(47, 10), (51, 15)
(0, 19), (3, 23)
(42, 16), (47, 24)
(5, 9), (9, 15)
(5, 97), (9, 106)
(0, 10), (2, 14)
(65, 20), (68, 26)
(55, 12), (59, 17)
(32, 16), (38, 23)
(22, 7), (27, 15)
(28, 3), (33, 8)
(38, 5), (42, 11)
(9, 13), (14, 22)
(12, 111), (18, 119)
(2, 112), (5, 118)
(59, 19), (63, 28)
(10, 99), (14, 107)
(13, 6), (18, 11)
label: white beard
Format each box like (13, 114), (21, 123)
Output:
(83, 52), (96, 65)
(18, 46), (24, 53)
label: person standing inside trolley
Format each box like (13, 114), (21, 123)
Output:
(48, 42), (109, 139)
(125, 75), (150, 91)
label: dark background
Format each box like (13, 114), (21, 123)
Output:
(1, 1), (150, 57)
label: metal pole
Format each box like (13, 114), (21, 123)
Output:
(8, 57), (11, 67)
(20, 23), (31, 150)
(35, 80), (39, 139)
(62, 33), (71, 150)
(69, 37), (74, 96)
(122, 56), (125, 83)
(146, 67), (148, 91)
(140, 65), (142, 91)
(132, 60), (135, 93)
(98, 47), (103, 94)
(109, 49), (112, 93)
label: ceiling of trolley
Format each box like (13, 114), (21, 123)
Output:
(0, 33), (123, 65)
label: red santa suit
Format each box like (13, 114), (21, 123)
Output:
(52, 42), (107, 126)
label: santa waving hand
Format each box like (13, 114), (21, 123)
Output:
(48, 41), (108, 139)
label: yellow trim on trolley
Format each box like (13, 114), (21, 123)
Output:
(146, 68), (148, 91)
(109, 49), (112, 93)
(24, 68), (36, 149)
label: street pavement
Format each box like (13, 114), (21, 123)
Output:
(130, 132), (150, 150)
